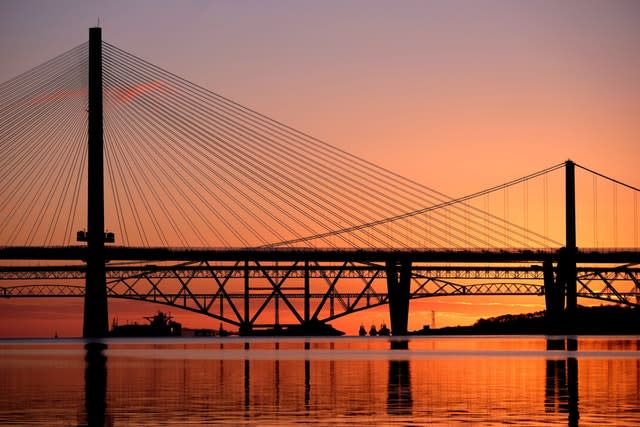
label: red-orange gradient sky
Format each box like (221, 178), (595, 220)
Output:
(1, 1), (639, 337)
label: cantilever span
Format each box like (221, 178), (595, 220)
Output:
(2, 269), (637, 330)
(1, 251), (639, 332)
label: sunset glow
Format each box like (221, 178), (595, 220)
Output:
(1, 1), (639, 337)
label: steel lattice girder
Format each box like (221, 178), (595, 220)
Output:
(1, 263), (638, 281)
(3, 269), (639, 328)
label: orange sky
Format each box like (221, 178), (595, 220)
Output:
(1, 1), (639, 337)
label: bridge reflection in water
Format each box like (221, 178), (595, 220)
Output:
(80, 339), (416, 424)
(82, 342), (110, 427)
(2, 337), (639, 425)
(545, 338), (579, 426)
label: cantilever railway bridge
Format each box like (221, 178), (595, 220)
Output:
(1, 28), (639, 336)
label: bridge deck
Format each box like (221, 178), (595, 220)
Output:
(0, 246), (638, 263)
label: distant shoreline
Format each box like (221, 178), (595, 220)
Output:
(410, 305), (640, 336)
(1, 305), (638, 340)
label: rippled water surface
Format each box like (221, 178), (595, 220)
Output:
(1, 336), (639, 426)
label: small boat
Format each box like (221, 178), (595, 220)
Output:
(369, 324), (378, 336)
(378, 323), (390, 336)
(242, 319), (345, 336)
(111, 311), (182, 337)
(358, 324), (367, 336)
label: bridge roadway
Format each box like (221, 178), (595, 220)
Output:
(1, 245), (639, 263)
(1, 246), (638, 282)
(1, 263), (638, 281)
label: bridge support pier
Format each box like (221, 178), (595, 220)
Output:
(83, 27), (108, 338)
(543, 260), (564, 330)
(240, 260), (252, 336)
(304, 261), (310, 323)
(543, 260), (555, 316)
(385, 259), (412, 336)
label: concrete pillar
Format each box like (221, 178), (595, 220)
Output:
(83, 27), (108, 338)
(304, 261), (310, 323)
(565, 160), (577, 313)
(386, 259), (411, 336)
(543, 260), (556, 319)
(239, 260), (252, 335)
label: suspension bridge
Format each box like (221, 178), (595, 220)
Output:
(1, 28), (639, 337)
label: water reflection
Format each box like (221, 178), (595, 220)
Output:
(2, 336), (639, 425)
(242, 341), (313, 415)
(386, 339), (412, 416)
(304, 341), (311, 410)
(389, 339), (409, 350)
(545, 337), (579, 426)
(387, 360), (412, 416)
(567, 357), (579, 426)
(244, 342), (250, 414)
(81, 342), (111, 427)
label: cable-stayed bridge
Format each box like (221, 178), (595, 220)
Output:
(1, 28), (639, 337)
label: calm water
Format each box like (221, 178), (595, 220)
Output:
(1, 336), (639, 426)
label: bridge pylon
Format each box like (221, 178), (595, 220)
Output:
(82, 27), (109, 338)
(564, 160), (577, 314)
(544, 160), (578, 332)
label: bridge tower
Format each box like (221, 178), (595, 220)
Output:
(83, 27), (109, 338)
(544, 160), (578, 329)
(564, 159), (577, 314)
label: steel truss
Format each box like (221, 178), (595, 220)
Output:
(2, 261), (638, 329)
(1, 264), (637, 281)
